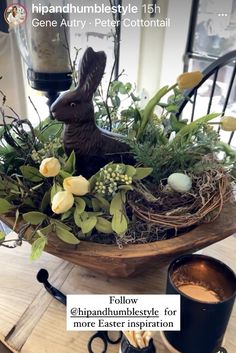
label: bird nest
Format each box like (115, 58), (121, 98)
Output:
(128, 168), (233, 231)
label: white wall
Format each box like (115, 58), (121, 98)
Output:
(137, 0), (169, 95)
(160, 0), (192, 86)
(137, 0), (192, 95)
(0, 30), (27, 119)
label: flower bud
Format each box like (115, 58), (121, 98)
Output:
(63, 176), (90, 196)
(220, 116), (236, 131)
(39, 157), (61, 177)
(177, 71), (203, 90)
(51, 191), (74, 214)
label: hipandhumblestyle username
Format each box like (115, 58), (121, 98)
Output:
(32, 18), (171, 28)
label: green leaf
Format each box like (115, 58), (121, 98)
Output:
(125, 83), (132, 92)
(96, 217), (113, 234)
(80, 211), (88, 221)
(0, 198), (12, 213)
(37, 121), (63, 142)
(173, 113), (220, 142)
(55, 226), (80, 244)
(118, 185), (133, 191)
(128, 129), (137, 139)
(24, 198), (35, 208)
(30, 236), (47, 261)
(0, 231), (5, 241)
(81, 216), (97, 234)
(61, 209), (73, 221)
(74, 197), (86, 214)
(133, 167), (153, 180)
(170, 115), (187, 132)
(39, 224), (53, 235)
(64, 151), (76, 174)
(138, 85), (170, 138)
(74, 210), (82, 228)
(50, 219), (71, 231)
(23, 212), (47, 225)
(92, 198), (101, 211)
(125, 165), (136, 177)
(110, 192), (123, 215)
(20, 166), (43, 182)
(166, 104), (179, 113)
(112, 211), (128, 235)
(95, 195), (110, 212)
(51, 183), (63, 201)
(40, 190), (51, 212)
(119, 84), (128, 95)
(58, 170), (71, 179)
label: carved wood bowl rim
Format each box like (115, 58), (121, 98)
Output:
(1, 202), (236, 277)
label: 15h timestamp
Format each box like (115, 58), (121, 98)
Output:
(142, 4), (161, 15)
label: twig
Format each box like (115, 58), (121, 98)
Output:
(28, 96), (42, 128)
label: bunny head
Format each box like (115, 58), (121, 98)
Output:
(51, 47), (106, 124)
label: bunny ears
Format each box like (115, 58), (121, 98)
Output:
(77, 47), (107, 100)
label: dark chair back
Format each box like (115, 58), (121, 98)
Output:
(177, 50), (236, 145)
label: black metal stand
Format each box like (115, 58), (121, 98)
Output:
(27, 69), (72, 110)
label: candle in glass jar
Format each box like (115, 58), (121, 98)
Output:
(30, 13), (70, 73)
(178, 284), (220, 303)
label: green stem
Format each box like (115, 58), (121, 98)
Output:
(137, 84), (178, 140)
(172, 113), (220, 144)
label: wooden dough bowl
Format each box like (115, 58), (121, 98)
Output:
(1, 202), (236, 278)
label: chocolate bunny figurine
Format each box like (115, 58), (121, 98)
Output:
(51, 47), (132, 177)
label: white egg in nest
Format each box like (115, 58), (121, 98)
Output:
(167, 173), (192, 193)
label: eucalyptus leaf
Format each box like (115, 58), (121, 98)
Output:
(64, 150), (76, 174)
(50, 219), (71, 231)
(80, 211), (89, 222)
(51, 183), (63, 201)
(112, 211), (128, 235)
(95, 195), (110, 212)
(96, 217), (113, 234)
(125, 165), (136, 177)
(87, 211), (103, 216)
(81, 216), (97, 234)
(24, 198), (35, 208)
(23, 212), (47, 225)
(92, 198), (101, 211)
(20, 165), (43, 182)
(30, 237), (47, 261)
(37, 122), (63, 142)
(133, 167), (153, 180)
(40, 190), (51, 212)
(74, 210), (82, 228)
(0, 231), (5, 241)
(61, 209), (73, 221)
(59, 170), (71, 179)
(55, 226), (80, 244)
(110, 192), (123, 215)
(39, 224), (53, 235)
(118, 185), (133, 191)
(0, 198), (12, 213)
(75, 197), (86, 214)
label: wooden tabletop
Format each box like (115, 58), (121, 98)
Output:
(0, 235), (235, 353)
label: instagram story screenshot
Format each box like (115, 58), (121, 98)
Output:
(0, 1), (236, 353)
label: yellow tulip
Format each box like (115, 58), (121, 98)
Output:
(63, 176), (90, 196)
(220, 116), (236, 131)
(177, 71), (203, 90)
(51, 191), (74, 214)
(39, 157), (61, 177)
